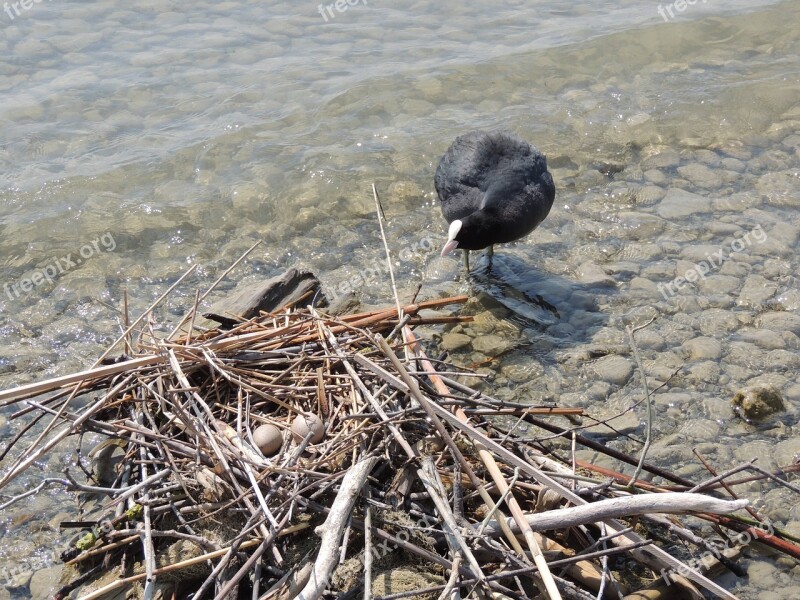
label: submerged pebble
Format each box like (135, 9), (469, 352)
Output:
(440, 332), (471, 352)
(682, 337), (723, 360)
(590, 355), (634, 386)
(656, 188), (713, 218)
(732, 385), (786, 421)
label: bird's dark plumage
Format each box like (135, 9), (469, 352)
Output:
(435, 130), (555, 256)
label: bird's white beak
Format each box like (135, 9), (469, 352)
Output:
(441, 239), (459, 256)
(441, 220), (462, 257)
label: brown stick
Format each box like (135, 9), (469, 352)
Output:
(0, 296), (469, 407)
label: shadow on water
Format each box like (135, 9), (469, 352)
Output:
(466, 251), (614, 351)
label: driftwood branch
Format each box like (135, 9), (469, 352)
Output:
(481, 493), (749, 537)
(295, 456), (379, 600)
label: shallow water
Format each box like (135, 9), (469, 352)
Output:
(1, 0), (800, 597)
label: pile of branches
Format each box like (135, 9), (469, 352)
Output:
(0, 277), (797, 600)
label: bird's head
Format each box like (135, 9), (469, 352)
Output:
(440, 211), (497, 255)
(440, 219), (463, 256)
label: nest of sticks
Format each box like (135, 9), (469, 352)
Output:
(1, 265), (798, 600)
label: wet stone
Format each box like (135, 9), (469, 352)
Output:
(679, 418), (721, 442)
(548, 322), (577, 338)
(771, 437), (800, 468)
(230, 182), (270, 213)
(471, 311), (502, 334)
(643, 169), (668, 185)
(639, 184), (668, 203)
(782, 384), (800, 405)
(569, 309), (605, 330)
(677, 163), (723, 188)
(676, 245), (721, 264)
(697, 274), (740, 296)
(590, 355), (634, 386)
(714, 191), (762, 211)
(718, 140), (751, 160)
(605, 262), (640, 278)
(720, 157), (746, 171)
(784, 331), (800, 349)
(703, 396), (733, 419)
(586, 411), (640, 435)
(501, 360), (545, 383)
(691, 149), (722, 166)
(775, 289), (800, 311)
(13, 39), (53, 59)
(586, 381), (612, 402)
(471, 334), (514, 356)
(757, 312), (800, 335)
(648, 443), (693, 465)
(440, 332), (471, 352)
(568, 290), (599, 310)
(681, 337), (723, 360)
(728, 342), (766, 367)
(766, 349), (800, 369)
(642, 147), (680, 169)
(732, 385), (785, 421)
(686, 361), (721, 384)
(632, 329), (665, 350)
(749, 225), (798, 258)
(576, 261), (615, 287)
(735, 328), (786, 350)
(697, 309), (741, 336)
(657, 188), (713, 218)
(29, 566), (62, 600)
(4, 563), (33, 589)
(709, 222), (744, 236)
(734, 440), (777, 471)
(616, 212), (666, 238)
(760, 257), (794, 280)
(388, 180), (425, 205)
(747, 561), (780, 589)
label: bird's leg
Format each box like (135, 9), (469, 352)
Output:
(485, 245), (494, 272)
(463, 249), (470, 273)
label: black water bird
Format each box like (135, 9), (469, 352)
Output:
(435, 130), (556, 271)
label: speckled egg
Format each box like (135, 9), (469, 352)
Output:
(291, 414), (325, 444)
(253, 424), (283, 456)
